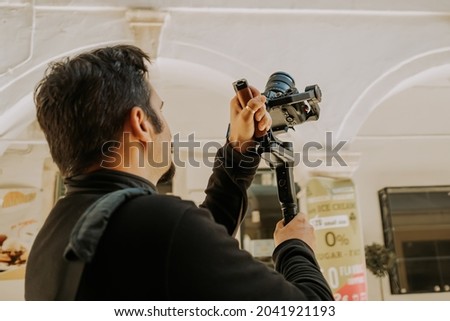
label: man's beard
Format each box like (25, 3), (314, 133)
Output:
(157, 162), (176, 185)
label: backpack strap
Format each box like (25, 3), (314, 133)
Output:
(57, 260), (85, 301)
(58, 187), (154, 300)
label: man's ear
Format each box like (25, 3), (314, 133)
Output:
(128, 107), (156, 142)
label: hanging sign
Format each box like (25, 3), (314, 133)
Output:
(306, 177), (367, 300)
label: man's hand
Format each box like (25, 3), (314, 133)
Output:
(228, 86), (272, 153)
(273, 213), (316, 251)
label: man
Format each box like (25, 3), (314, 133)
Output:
(25, 44), (334, 300)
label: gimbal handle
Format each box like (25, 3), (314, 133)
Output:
(257, 132), (298, 224)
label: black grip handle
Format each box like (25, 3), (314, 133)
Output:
(275, 164), (298, 224)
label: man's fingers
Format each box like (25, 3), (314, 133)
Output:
(254, 104), (266, 121)
(231, 95), (264, 116)
(257, 113), (272, 131)
(240, 104), (256, 122)
(275, 219), (285, 230)
(239, 96), (265, 121)
(254, 106), (272, 131)
(246, 95), (266, 113)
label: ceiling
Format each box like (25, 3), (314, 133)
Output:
(1, 0), (450, 153)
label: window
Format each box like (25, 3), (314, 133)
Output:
(379, 186), (450, 294)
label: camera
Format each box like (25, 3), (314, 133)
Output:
(232, 72), (322, 224)
(262, 72), (321, 133)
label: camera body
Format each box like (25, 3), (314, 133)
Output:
(263, 72), (321, 133)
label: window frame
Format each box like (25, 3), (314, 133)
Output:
(379, 186), (450, 295)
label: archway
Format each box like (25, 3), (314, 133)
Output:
(337, 48), (450, 142)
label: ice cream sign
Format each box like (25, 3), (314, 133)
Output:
(310, 214), (349, 230)
(306, 177), (367, 301)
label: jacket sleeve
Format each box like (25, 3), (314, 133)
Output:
(199, 143), (260, 236)
(273, 239), (335, 300)
(166, 206), (334, 301)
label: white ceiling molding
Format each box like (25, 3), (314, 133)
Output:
(336, 48), (450, 142)
(126, 9), (167, 59)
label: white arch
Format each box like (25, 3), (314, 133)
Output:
(0, 40), (130, 155)
(159, 41), (266, 87)
(336, 47), (450, 142)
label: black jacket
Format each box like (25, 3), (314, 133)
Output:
(25, 145), (333, 300)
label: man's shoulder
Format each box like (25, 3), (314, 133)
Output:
(116, 192), (201, 220)
(130, 192), (195, 207)
(105, 193), (214, 241)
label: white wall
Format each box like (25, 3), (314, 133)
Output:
(348, 84), (450, 300)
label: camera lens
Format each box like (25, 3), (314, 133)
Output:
(263, 72), (296, 99)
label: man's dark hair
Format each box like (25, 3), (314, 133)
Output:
(35, 44), (163, 177)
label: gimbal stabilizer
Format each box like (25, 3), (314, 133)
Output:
(233, 72), (321, 224)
